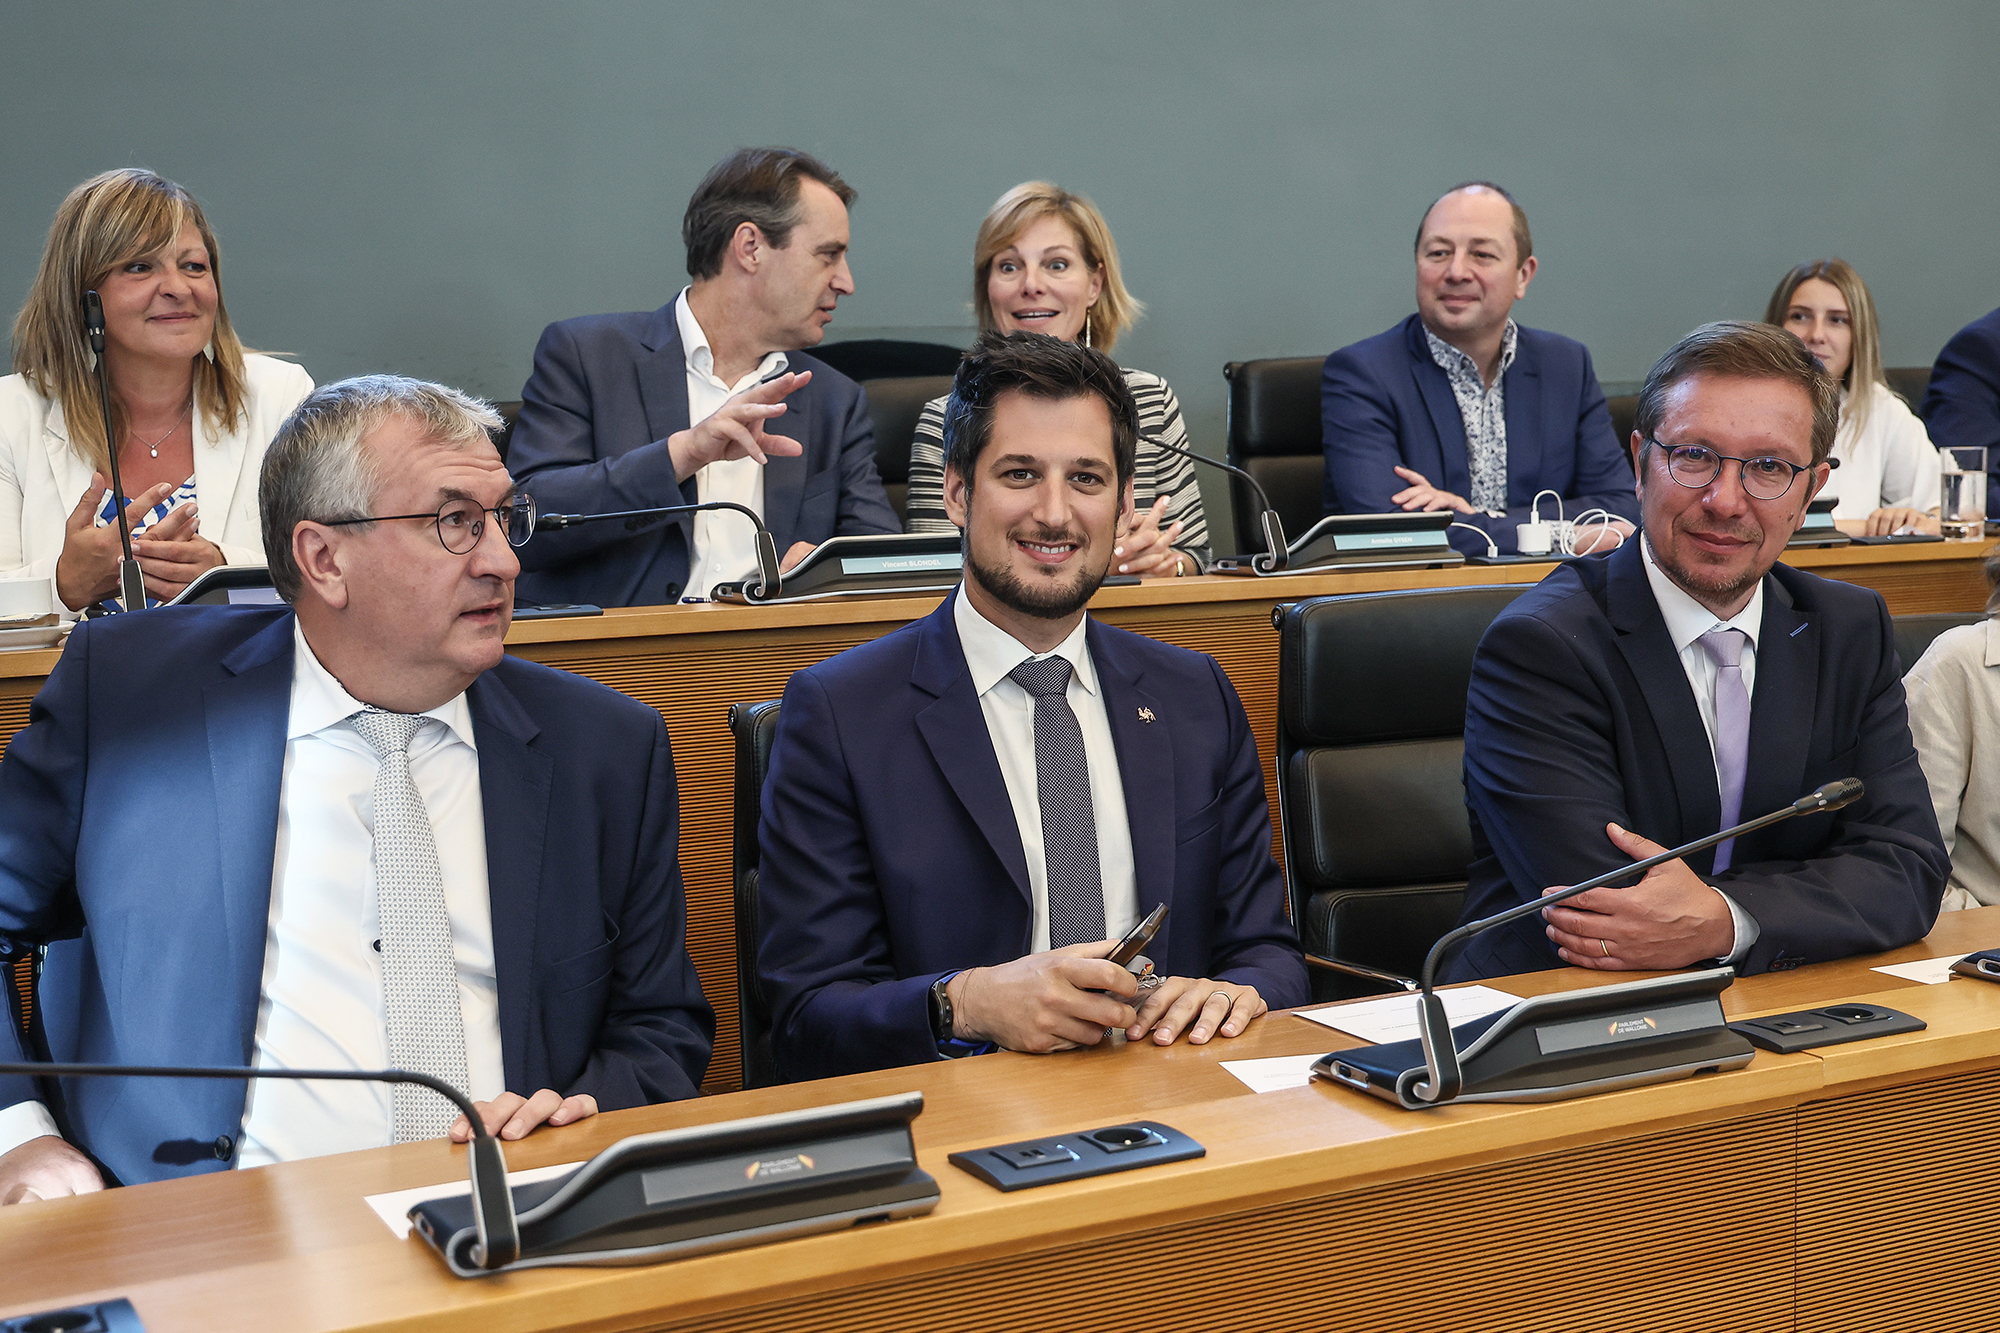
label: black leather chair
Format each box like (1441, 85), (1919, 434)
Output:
(493, 400), (521, 462)
(728, 699), (783, 1089)
(1224, 357), (1325, 554)
(1885, 366), (1932, 408)
(860, 375), (956, 524)
(813, 339), (963, 382)
(1894, 612), (1984, 674)
(1607, 393), (1639, 459)
(1274, 585), (1531, 1001)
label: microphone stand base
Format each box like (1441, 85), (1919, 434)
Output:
(1312, 968), (1754, 1110)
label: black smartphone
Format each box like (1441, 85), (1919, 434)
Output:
(1107, 904), (1168, 970)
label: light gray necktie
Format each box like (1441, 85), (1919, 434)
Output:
(1699, 629), (1751, 874)
(352, 707), (470, 1142)
(1008, 658), (1107, 949)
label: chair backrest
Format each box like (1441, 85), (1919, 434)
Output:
(493, 400), (521, 462)
(1884, 366), (1933, 409)
(1274, 584), (1531, 984)
(1224, 358), (1326, 553)
(1607, 394), (1639, 459)
(1894, 612), (1985, 674)
(812, 339), (963, 382)
(727, 698), (783, 1089)
(861, 375), (957, 525)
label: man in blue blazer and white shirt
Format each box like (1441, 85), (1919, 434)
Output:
(757, 332), (1305, 1083)
(1447, 322), (1946, 983)
(1920, 304), (2000, 517)
(0, 375), (712, 1202)
(1322, 182), (1638, 556)
(508, 147), (898, 608)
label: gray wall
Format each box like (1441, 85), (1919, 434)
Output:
(6, 1), (1998, 552)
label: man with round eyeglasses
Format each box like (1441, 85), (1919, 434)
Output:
(0, 374), (713, 1203)
(1445, 321), (1946, 983)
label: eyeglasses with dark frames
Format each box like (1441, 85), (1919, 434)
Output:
(317, 494), (537, 554)
(1641, 440), (1816, 501)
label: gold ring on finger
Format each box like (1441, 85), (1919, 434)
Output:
(1600, 938), (1611, 958)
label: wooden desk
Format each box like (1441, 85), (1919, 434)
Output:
(5, 908), (1998, 1333)
(0, 541), (1987, 1094)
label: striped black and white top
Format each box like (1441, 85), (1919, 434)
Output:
(901, 367), (1212, 571)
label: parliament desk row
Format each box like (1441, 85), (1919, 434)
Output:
(0, 541), (1987, 1095)
(6, 906), (2000, 1332)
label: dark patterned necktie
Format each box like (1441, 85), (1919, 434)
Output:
(1008, 658), (1106, 948)
(352, 707), (470, 1141)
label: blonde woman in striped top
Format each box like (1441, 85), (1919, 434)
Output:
(903, 182), (1210, 575)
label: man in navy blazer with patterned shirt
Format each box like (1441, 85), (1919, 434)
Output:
(0, 376), (711, 1202)
(758, 333), (1305, 1083)
(509, 147), (897, 608)
(1447, 323), (1945, 983)
(1322, 182), (1637, 555)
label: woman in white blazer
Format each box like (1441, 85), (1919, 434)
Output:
(1765, 258), (1942, 536)
(2, 168), (311, 613)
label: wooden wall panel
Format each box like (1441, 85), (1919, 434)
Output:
(647, 1110), (1795, 1333)
(1796, 1067), (2000, 1332)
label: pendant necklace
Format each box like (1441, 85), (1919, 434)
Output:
(133, 397), (192, 459)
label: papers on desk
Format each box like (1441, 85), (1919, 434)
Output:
(1219, 1054), (1325, 1094)
(1293, 985), (1522, 1044)
(1872, 956), (1961, 986)
(363, 1159), (582, 1240)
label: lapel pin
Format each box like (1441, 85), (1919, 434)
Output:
(1137, 707), (1155, 724)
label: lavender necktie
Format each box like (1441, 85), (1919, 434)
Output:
(1008, 658), (1106, 948)
(1698, 628), (1751, 873)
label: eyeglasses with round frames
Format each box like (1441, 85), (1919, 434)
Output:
(317, 494), (536, 554)
(1642, 440), (1815, 501)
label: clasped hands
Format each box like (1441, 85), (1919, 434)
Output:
(944, 939), (1265, 1053)
(1540, 821), (1737, 971)
(55, 472), (224, 609)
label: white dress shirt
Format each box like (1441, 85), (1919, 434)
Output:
(0, 622), (507, 1166)
(1640, 538), (1763, 959)
(953, 589), (1139, 952)
(235, 622), (505, 1165)
(677, 290), (787, 600)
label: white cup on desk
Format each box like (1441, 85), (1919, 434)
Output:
(0, 576), (55, 624)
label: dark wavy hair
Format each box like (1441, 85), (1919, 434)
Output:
(1634, 321), (1842, 469)
(940, 331), (1138, 491)
(681, 147), (854, 280)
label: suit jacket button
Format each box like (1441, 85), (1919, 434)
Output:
(213, 1135), (234, 1160)
(663, 582), (683, 602)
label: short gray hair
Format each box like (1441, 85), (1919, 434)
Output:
(259, 374), (502, 602)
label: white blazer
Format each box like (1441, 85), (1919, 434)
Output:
(0, 353), (313, 601)
(1817, 380), (1943, 520)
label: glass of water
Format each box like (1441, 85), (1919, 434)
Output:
(1941, 446), (1988, 540)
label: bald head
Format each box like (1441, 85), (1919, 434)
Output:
(1415, 182), (1532, 267)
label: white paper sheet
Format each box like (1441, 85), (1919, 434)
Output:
(1218, 1053), (1326, 1094)
(1871, 956), (1962, 986)
(1293, 985), (1522, 1044)
(364, 1159), (582, 1240)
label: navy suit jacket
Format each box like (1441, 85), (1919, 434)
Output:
(1322, 315), (1638, 554)
(508, 303), (900, 607)
(1919, 305), (2000, 517)
(0, 606), (714, 1187)
(756, 597), (1307, 1082)
(1447, 540), (1947, 982)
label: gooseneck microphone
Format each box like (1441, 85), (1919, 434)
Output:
(1407, 777), (1866, 1107)
(1142, 435), (1289, 573)
(0, 1060), (519, 1270)
(534, 500), (781, 599)
(81, 292), (149, 613)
